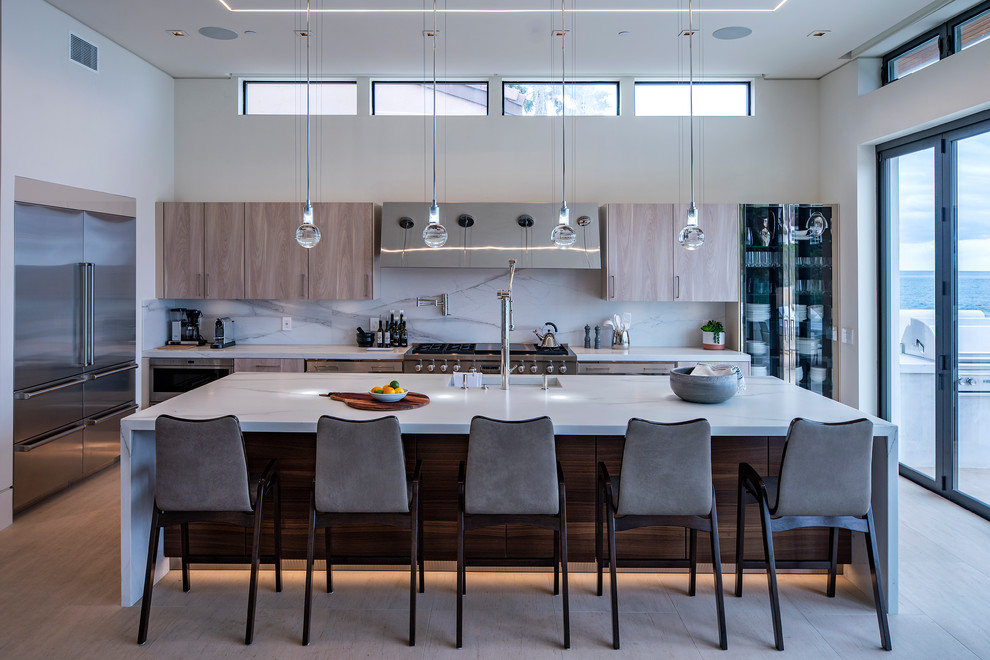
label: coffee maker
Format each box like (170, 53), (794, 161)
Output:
(167, 308), (207, 345)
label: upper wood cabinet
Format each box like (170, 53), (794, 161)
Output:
(308, 202), (375, 300)
(672, 203), (739, 302)
(603, 203), (739, 302)
(604, 204), (674, 301)
(162, 202), (244, 299)
(244, 202), (309, 299)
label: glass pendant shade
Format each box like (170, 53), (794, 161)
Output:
(551, 203), (576, 248)
(423, 203), (447, 248)
(296, 202), (321, 249)
(678, 222), (705, 250)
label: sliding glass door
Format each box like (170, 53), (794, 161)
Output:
(880, 111), (990, 519)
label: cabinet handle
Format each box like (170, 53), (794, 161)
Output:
(675, 275), (680, 299)
(365, 274), (370, 297)
(609, 275), (615, 299)
(205, 273), (210, 297)
(197, 273), (202, 297)
(15, 422), (87, 452)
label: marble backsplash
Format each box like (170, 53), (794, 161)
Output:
(144, 268), (726, 350)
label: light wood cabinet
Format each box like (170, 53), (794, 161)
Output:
(308, 202), (375, 300)
(244, 202), (309, 299)
(162, 202), (204, 298)
(162, 202), (244, 299)
(672, 203), (739, 302)
(603, 203), (739, 302)
(234, 358), (304, 373)
(603, 204), (674, 302)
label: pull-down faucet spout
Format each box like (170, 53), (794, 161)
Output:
(497, 259), (516, 390)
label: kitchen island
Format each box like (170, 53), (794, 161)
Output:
(120, 372), (897, 612)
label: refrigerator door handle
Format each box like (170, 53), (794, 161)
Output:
(14, 422), (87, 452)
(78, 262), (88, 367)
(86, 363), (138, 381)
(87, 263), (96, 367)
(85, 403), (139, 425)
(13, 375), (88, 400)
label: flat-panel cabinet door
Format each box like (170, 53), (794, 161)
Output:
(308, 202), (375, 300)
(203, 203), (244, 299)
(244, 202), (309, 299)
(163, 202), (204, 298)
(672, 203), (740, 302)
(604, 204), (674, 302)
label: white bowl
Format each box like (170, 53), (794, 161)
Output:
(809, 367), (827, 384)
(369, 390), (407, 403)
(751, 365), (768, 376)
(746, 341), (768, 356)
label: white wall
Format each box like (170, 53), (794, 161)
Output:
(819, 39), (990, 412)
(0, 0), (175, 527)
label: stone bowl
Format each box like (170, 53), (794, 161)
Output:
(669, 366), (738, 404)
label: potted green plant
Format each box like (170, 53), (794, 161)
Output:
(701, 320), (725, 350)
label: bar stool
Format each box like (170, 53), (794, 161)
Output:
(597, 418), (727, 650)
(457, 415), (569, 649)
(302, 415), (422, 646)
(735, 417), (892, 651)
(137, 414), (282, 645)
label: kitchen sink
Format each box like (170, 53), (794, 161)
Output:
(446, 374), (562, 388)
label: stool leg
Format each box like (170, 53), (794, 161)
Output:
(137, 507), (161, 645)
(456, 507), (464, 648)
(827, 526), (838, 598)
(560, 513), (570, 650)
(246, 502), (264, 644)
(596, 468), (604, 597)
(735, 474), (747, 597)
(180, 522), (190, 593)
(324, 527), (333, 594)
(553, 530), (560, 596)
(274, 474), (283, 593)
(418, 494), (425, 594)
(302, 499), (316, 646)
(409, 498), (418, 646)
(758, 501), (783, 651)
(689, 528), (698, 597)
(866, 510), (892, 651)
(710, 498), (728, 651)
(607, 502), (619, 650)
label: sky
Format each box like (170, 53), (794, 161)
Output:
(897, 130), (990, 272)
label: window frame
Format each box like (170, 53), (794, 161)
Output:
(370, 80), (489, 116)
(501, 80), (620, 117)
(632, 80), (752, 117)
(241, 79), (358, 116)
(882, 26), (947, 85)
(948, 0), (990, 52)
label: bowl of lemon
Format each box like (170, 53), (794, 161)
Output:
(370, 380), (407, 402)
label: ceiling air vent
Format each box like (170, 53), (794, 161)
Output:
(69, 34), (98, 71)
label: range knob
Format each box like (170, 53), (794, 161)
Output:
(414, 360), (423, 373)
(530, 363), (539, 374)
(427, 360), (436, 373)
(559, 363), (567, 374)
(453, 361), (461, 372)
(546, 362), (555, 374)
(440, 360), (449, 373)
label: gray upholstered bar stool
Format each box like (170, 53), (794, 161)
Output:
(735, 417), (892, 651)
(457, 415), (569, 649)
(137, 414), (282, 645)
(303, 415), (422, 646)
(596, 418), (727, 650)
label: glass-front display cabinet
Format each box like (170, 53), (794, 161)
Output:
(740, 204), (835, 399)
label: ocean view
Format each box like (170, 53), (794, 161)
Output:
(901, 271), (990, 316)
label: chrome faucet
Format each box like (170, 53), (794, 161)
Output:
(497, 259), (516, 390)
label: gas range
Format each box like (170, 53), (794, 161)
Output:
(402, 342), (575, 375)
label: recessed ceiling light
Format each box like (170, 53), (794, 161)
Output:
(808, 29), (831, 37)
(618, 30), (630, 37)
(713, 26), (752, 40)
(198, 26), (239, 40)
(244, 30), (256, 35)
(167, 30), (186, 37)
(679, 29), (698, 37)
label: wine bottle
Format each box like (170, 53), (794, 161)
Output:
(398, 310), (407, 347)
(377, 318), (385, 348)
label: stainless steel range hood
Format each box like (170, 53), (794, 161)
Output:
(380, 202), (601, 268)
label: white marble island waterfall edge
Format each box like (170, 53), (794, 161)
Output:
(120, 372), (898, 612)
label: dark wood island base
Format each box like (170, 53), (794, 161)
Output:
(164, 432), (849, 567)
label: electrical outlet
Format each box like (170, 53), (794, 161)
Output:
(282, 316), (292, 331)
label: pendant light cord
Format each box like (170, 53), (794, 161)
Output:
(305, 0), (311, 209)
(688, 0), (695, 216)
(560, 0), (566, 212)
(431, 0), (438, 209)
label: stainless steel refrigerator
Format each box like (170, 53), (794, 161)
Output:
(740, 204), (835, 399)
(13, 202), (137, 512)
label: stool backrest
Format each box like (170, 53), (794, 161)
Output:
(465, 416), (558, 515)
(315, 415), (409, 513)
(154, 415), (253, 512)
(774, 418), (874, 517)
(616, 418), (712, 516)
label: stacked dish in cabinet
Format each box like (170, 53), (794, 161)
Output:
(740, 204), (835, 398)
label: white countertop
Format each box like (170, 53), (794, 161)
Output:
(143, 344), (749, 363)
(122, 371), (890, 437)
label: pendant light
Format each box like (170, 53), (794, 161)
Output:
(550, 0), (576, 249)
(677, 0), (705, 250)
(422, 0), (448, 248)
(295, 0), (321, 248)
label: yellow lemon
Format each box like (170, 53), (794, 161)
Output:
(393, 387), (404, 394)
(382, 386), (395, 394)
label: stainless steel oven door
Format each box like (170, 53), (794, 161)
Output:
(149, 358), (233, 404)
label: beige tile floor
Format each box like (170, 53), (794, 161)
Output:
(1, 466), (989, 659)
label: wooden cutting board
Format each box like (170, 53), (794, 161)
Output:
(322, 391), (430, 411)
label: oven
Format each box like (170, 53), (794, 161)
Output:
(402, 342), (576, 375)
(149, 357), (234, 405)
